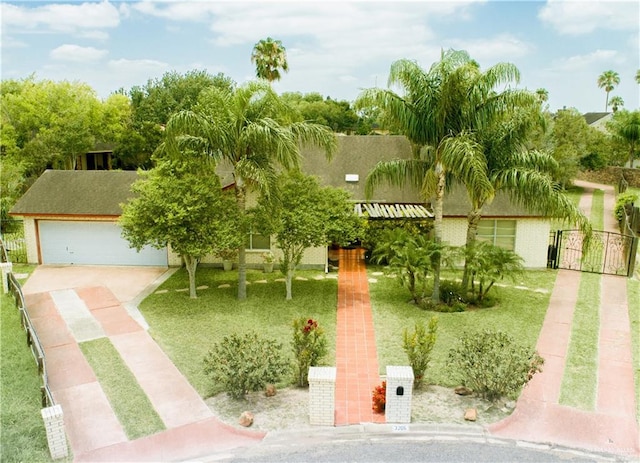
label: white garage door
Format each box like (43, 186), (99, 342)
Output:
(39, 221), (168, 266)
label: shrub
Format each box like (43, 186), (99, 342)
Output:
(614, 192), (637, 222)
(203, 331), (290, 399)
(448, 330), (544, 401)
(371, 381), (386, 413)
(292, 318), (328, 387)
(403, 317), (438, 388)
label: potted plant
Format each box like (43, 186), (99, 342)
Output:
(261, 251), (275, 273)
(218, 248), (238, 271)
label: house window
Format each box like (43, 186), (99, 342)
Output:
(476, 220), (516, 250)
(246, 232), (270, 250)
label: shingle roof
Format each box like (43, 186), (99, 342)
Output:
(583, 112), (611, 125)
(10, 170), (138, 216)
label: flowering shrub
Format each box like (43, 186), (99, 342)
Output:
(403, 317), (438, 388)
(292, 317), (328, 387)
(372, 381), (386, 413)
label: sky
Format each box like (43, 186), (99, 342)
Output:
(1, 0), (639, 114)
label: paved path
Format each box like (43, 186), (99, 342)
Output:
(489, 180), (639, 458)
(24, 278), (264, 461)
(335, 248), (385, 425)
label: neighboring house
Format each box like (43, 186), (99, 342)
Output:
(11, 136), (550, 268)
(75, 144), (115, 170)
(9, 170), (167, 266)
(583, 112), (613, 133)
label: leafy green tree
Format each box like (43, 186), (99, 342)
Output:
(251, 37), (289, 83)
(116, 70), (234, 169)
(281, 92), (361, 133)
(549, 108), (591, 186)
(608, 96), (624, 113)
(254, 171), (362, 300)
(162, 81), (336, 300)
(597, 70), (620, 112)
(608, 110), (640, 167)
(636, 69), (640, 84)
(119, 157), (240, 298)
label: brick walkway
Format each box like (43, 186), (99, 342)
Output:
(489, 181), (640, 458)
(334, 248), (385, 425)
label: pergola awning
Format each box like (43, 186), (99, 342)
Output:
(354, 202), (433, 219)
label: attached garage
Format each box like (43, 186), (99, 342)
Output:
(38, 220), (167, 266)
(10, 170), (168, 267)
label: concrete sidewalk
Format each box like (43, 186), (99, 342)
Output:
(24, 275), (264, 461)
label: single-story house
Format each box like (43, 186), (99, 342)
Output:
(10, 135), (550, 268)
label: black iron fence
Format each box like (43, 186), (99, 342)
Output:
(1, 239), (54, 407)
(547, 229), (637, 277)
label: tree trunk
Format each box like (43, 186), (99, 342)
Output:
(462, 206), (483, 289)
(285, 267), (293, 300)
(431, 161), (445, 304)
(183, 255), (198, 299)
(235, 180), (247, 300)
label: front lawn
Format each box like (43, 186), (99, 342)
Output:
(139, 267), (338, 398)
(368, 268), (557, 389)
(141, 265), (556, 398)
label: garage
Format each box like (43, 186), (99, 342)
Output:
(39, 220), (167, 266)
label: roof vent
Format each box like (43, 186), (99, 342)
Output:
(345, 174), (359, 182)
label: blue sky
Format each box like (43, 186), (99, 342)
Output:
(1, 0), (638, 114)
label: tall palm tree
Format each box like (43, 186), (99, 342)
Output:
(635, 69), (640, 84)
(535, 88), (549, 104)
(597, 70), (620, 111)
(608, 95), (624, 112)
(356, 50), (495, 302)
(163, 81), (336, 299)
(251, 37), (289, 83)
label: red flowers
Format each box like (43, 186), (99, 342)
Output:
(372, 381), (386, 413)
(302, 319), (319, 333)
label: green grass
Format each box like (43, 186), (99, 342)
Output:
(559, 273), (600, 410)
(628, 278), (640, 422)
(368, 268), (557, 389)
(0, 294), (54, 463)
(590, 189), (604, 229)
(139, 267), (338, 398)
(79, 338), (165, 439)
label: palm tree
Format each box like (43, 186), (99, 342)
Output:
(163, 80), (336, 299)
(635, 69), (640, 84)
(535, 88), (549, 104)
(356, 50), (496, 302)
(608, 110), (640, 168)
(597, 70), (620, 111)
(609, 95), (624, 112)
(251, 37), (289, 83)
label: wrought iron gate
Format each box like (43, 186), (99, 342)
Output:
(547, 230), (637, 277)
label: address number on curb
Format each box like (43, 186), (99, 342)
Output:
(392, 425), (410, 432)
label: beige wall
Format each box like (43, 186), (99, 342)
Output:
(441, 217), (550, 269)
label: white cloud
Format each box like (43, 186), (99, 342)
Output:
(550, 49), (623, 72)
(445, 33), (534, 62)
(107, 58), (170, 77)
(1, 1), (120, 35)
(50, 44), (109, 63)
(538, 0), (639, 35)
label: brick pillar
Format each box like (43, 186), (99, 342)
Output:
(0, 262), (12, 294)
(41, 404), (68, 459)
(385, 366), (414, 423)
(308, 366), (336, 426)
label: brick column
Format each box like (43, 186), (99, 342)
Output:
(308, 366), (336, 426)
(385, 366), (414, 423)
(41, 404), (68, 459)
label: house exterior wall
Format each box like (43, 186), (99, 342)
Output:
(441, 217), (550, 269)
(23, 217), (39, 264)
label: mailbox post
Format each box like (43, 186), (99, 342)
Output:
(385, 365), (414, 423)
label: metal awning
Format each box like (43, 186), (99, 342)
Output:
(354, 202), (433, 219)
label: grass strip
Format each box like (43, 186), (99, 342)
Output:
(139, 267), (338, 398)
(1, 294), (53, 463)
(79, 338), (165, 439)
(369, 268), (557, 390)
(628, 278), (640, 422)
(590, 189), (604, 230)
(559, 272), (600, 410)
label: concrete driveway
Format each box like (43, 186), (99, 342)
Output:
(22, 265), (172, 304)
